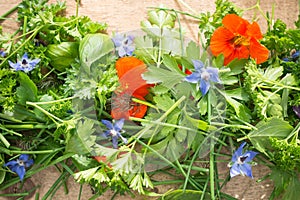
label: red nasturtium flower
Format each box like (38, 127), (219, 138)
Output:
(210, 14), (269, 66)
(111, 57), (152, 119)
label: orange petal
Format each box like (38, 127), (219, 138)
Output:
(119, 65), (150, 96)
(210, 27), (235, 56)
(129, 95), (148, 118)
(246, 22), (263, 40)
(249, 38), (269, 64)
(222, 14), (249, 35)
(223, 45), (249, 65)
(115, 57), (146, 78)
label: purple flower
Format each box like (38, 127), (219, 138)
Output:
(8, 53), (40, 73)
(4, 154), (34, 181)
(184, 60), (220, 96)
(101, 118), (127, 149)
(229, 142), (258, 178)
(112, 33), (135, 57)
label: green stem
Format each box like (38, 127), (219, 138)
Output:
(207, 92), (215, 200)
(9, 148), (63, 154)
(26, 102), (64, 123)
(0, 4), (19, 20)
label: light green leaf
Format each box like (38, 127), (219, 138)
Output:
(79, 33), (114, 72)
(142, 66), (184, 89)
(245, 118), (293, 154)
(185, 41), (200, 61)
(65, 118), (96, 154)
(16, 72), (38, 105)
(263, 66), (283, 81)
(147, 9), (176, 28)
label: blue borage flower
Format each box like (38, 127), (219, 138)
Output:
(292, 105), (300, 118)
(184, 60), (220, 96)
(4, 154), (34, 181)
(228, 142), (258, 179)
(112, 33), (135, 57)
(282, 50), (299, 62)
(8, 53), (40, 73)
(0, 50), (6, 57)
(101, 118), (128, 149)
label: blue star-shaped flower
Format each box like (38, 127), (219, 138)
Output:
(101, 118), (128, 149)
(229, 142), (258, 178)
(4, 154), (34, 181)
(184, 60), (220, 95)
(8, 53), (40, 73)
(112, 33), (135, 57)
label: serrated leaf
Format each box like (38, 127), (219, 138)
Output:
(16, 72), (38, 105)
(142, 66), (184, 89)
(264, 66), (283, 81)
(74, 166), (99, 183)
(65, 118), (96, 154)
(153, 94), (175, 111)
(185, 41), (200, 60)
(246, 118), (293, 154)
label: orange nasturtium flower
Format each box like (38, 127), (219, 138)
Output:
(210, 14), (269, 66)
(111, 57), (152, 119)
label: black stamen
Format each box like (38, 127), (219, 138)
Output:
(22, 59), (28, 65)
(240, 156), (248, 163)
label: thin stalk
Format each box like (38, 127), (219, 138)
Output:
(208, 92), (215, 200)
(0, 4), (19, 20)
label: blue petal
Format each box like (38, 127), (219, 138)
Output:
(101, 119), (114, 130)
(15, 166), (26, 181)
(19, 154), (29, 162)
(239, 163), (253, 178)
(192, 60), (204, 72)
(118, 47), (126, 57)
(185, 72), (201, 83)
(22, 53), (29, 60)
(200, 79), (210, 96)
(292, 51), (299, 59)
(29, 58), (41, 67)
(206, 67), (220, 83)
(25, 159), (34, 168)
(4, 160), (18, 167)
(102, 130), (111, 138)
(112, 136), (119, 149)
(232, 142), (246, 162)
(230, 163), (241, 178)
(114, 118), (125, 131)
(243, 151), (258, 163)
(117, 132), (128, 144)
(8, 61), (20, 70)
(282, 57), (290, 62)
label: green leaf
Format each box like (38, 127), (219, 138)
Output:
(245, 118), (293, 154)
(162, 54), (181, 72)
(185, 41), (200, 61)
(79, 33), (114, 72)
(46, 42), (79, 72)
(0, 170), (5, 185)
(147, 9), (176, 28)
(65, 118), (96, 154)
(142, 66), (184, 89)
(263, 66), (283, 81)
(134, 35), (155, 63)
(16, 72), (38, 105)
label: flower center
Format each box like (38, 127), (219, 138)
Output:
(232, 35), (250, 47)
(201, 70), (210, 81)
(17, 159), (25, 166)
(21, 59), (29, 68)
(110, 129), (118, 137)
(237, 156), (248, 164)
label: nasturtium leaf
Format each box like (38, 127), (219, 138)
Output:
(46, 42), (79, 72)
(79, 33), (114, 73)
(245, 118), (293, 154)
(16, 72), (38, 105)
